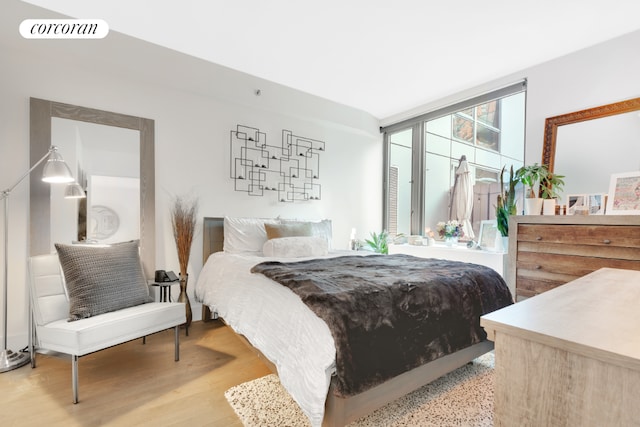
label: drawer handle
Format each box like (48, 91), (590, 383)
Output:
(603, 239), (611, 244)
(534, 265), (542, 270)
(536, 236), (542, 241)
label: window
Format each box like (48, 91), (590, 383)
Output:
(453, 101), (501, 151)
(383, 81), (526, 239)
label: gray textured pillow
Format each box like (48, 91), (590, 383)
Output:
(55, 241), (153, 321)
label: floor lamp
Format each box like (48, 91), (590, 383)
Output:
(0, 146), (76, 372)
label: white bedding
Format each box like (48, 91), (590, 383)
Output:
(195, 251), (356, 426)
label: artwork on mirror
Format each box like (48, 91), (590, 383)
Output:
(87, 176), (139, 242)
(606, 172), (640, 215)
(566, 194), (587, 215)
(478, 220), (498, 251)
(90, 205), (120, 239)
(588, 193), (607, 215)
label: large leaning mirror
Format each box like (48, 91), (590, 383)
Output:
(30, 98), (155, 277)
(542, 97), (640, 198)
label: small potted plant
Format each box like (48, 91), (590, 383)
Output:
(364, 230), (389, 254)
(516, 163), (549, 215)
(436, 220), (464, 246)
(540, 171), (565, 215)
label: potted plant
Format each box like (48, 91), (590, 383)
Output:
(436, 220), (464, 246)
(516, 163), (549, 215)
(540, 171), (565, 215)
(171, 195), (198, 332)
(496, 165), (518, 238)
(364, 230), (389, 254)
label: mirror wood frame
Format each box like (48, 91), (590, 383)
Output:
(542, 96), (640, 173)
(29, 97), (155, 277)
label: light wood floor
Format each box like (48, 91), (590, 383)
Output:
(1, 320), (271, 427)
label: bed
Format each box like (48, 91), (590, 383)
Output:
(195, 217), (513, 427)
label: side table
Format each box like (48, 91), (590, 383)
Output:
(149, 280), (178, 302)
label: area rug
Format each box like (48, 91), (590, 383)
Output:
(225, 352), (494, 426)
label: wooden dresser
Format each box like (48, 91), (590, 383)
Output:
(508, 215), (640, 300)
(481, 268), (640, 426)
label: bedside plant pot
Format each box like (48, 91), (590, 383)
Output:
(543, 199), (557, 215)
(494, 234), (508, 253)
(524, 198), (543, 215)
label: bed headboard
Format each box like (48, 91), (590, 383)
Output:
(203, 217), (224, 264)
(201, 217), (224, 322)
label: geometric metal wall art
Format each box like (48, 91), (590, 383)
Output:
(230, 124), (325, 202)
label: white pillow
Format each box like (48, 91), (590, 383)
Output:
(262, 236), (329, 258)
(223, 217), (279, 253)
(280, 219), (333, 249)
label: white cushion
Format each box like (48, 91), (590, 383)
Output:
(280, 218), (333, 249)
(223, 216), (279, 253)
(29, 254), (69, 325)
(36, 302), (186, 356)
(262, 236), (329, 258)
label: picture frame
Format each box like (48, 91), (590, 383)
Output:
(606, 171), (640, 215)
(478, 220), (499, 251)
(587, 193), (607, 215)
(566, 194), (587, 215)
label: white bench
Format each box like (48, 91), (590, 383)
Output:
(28, 253), (186, 403)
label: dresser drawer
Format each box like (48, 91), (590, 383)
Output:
(510, 217), (640, 300)
(515, 251), (640, 298)
(516, 251), (640, 276)
(517, 224), (640, 248)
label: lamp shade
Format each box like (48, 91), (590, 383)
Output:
(64, 182), (86, 199)
(42, 148), (74, 183)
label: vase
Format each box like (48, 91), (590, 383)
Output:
(494, 234), (509, 253)
(524, 198), (543, 215)
(543, 198), (556, 215)
(178, 273), (192, 335)
(445, 236), (458, 246)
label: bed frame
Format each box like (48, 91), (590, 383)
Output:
(201, 217), (493, 427)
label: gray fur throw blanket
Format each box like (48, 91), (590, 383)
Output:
(251, 254), (513, 397)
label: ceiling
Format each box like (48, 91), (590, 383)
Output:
(20, 0), (640, 120)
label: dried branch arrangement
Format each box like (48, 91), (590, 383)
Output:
(171, 196), (198, 277)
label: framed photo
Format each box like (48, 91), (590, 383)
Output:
(606, 171), (640, 215)
(478, 220), (499, 251)
(566, 194), (587, 215)
(587, 193), (606, 215)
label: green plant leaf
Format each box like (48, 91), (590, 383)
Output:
(365, 230), (389, 254)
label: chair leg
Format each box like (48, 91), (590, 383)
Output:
(29, 303), (36, 369)
(174, 325), (180, 361)
(72, 355), (79, 404)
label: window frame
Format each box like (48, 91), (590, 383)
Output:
(382, 80), (527, 235)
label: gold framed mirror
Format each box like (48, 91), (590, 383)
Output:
(542, 97), (640, 172)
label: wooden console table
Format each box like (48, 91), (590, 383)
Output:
(481, 268), (640, 426)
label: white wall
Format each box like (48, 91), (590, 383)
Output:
(0, 0), (382, 349)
